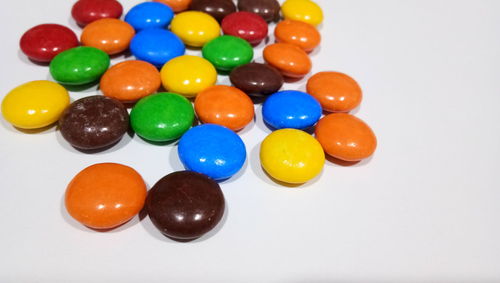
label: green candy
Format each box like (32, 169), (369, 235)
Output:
(130, 92), (194, 142)
(202, 35), (254, 72)
(49, 46), (110, 85)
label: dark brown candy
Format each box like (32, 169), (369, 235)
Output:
(59, 95), (129, 150)
(189, 0), (237, 22)
(230, 63), (284, 97)
(146, 171), (225, 241)
(237, 0), (280, 22)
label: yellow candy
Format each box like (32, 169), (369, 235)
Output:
(1, 80), (70, 129)
(170, 11), (220, 47)
(160, 55), (217, 97)
(281, 0), (324, 27)
(260, 129), (325, 184)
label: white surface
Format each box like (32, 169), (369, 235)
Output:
(1, 0), (500, 282)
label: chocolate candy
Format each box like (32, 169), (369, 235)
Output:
(237, 0), (280, 22)
(202, 35), (253, 72)
(125, 2), (174, 31)
(263, 43), (312, 78)
(81, 19), (135, 55)
(230, 63), (283, 97)
(274, 20), (321, 52)
(221, 11), (268, 45)
(20, 24), (78, 63)
(189, 0), (236, 22)
(146, 171), (225, 241)
(154, 0), (192, 12)
(170, 11), (221, 47)
(59, 95), (129, 150)
(130, 29), (185, 67)
(71, 0), (123, 27)
(281, 0), (324, 27)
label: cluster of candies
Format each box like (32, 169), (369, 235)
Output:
(1, 0), (377, 241)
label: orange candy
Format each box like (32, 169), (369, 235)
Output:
(263, 43), (312, 78)
(194, 85), (254, 131)
(315, 113), (377, 162)
(154, 0), (191, 12)
(65, 163), (147, 230)
(274, 20), (321, 52)
(307, 71), (362, 112)
(100, 60), (161, 103)
(81, 18), (135, 55)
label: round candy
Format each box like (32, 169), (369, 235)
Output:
(160, 55), (217, 98)
(237, 0), (280, 22)
(194, 85), (254, 131)
(125, 2), (174, 31)
(260, 129), (325, 184)
(274, 20), (321, 52)
(100, 60), (161, 103)
(263, 43), (311, 78)
(178, 124), (246, 180)
(229, 63), (283, 97)
(130, 92), (194, 142)
(146, 171), (225, 240)
(59, 96), (129, 150)
(19, 24), (78, 63)
(262, 90), (321, 130)
(154, 0), (192, 12)
(202, 35), (253, 72)
(307, 71), (363, 112)
(50, 46), (110, 85)
(189, 0), (236, 22)
(65, 163), (147, 230)
(1, 81), (69, 129)
(71, 0), (123, 27)
(315, 113), (377, 162)
(81, 19), (135, 55)
(281, 0), (323, 27)
(130, 29), (185, 67)
(170, 11), (221, 47)
(221, 12), (268, 46)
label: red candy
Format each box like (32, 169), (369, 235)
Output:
(71, 0), (123, 27)
(221, 11), (268, 45)
(19, 24), (79, 63)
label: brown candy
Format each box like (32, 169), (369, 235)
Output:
(237, 0), (280, 22)
(230, 63), (284, 97)
(146, 171), (225, 241)
(189, 0), (237, 22)
(59, 95), (129, 150)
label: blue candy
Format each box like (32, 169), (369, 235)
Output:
(262, 90), (322, 130)
(125, 2), (174, 31)
(130, 29), (185, 67)
(178, 124), (247, 181)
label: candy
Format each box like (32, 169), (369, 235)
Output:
(50, 46), (110, 85)
(19, 24), (78, 63)
(160, 55), (217, 98)
(125, 2), (174, 31)
(194, 85), (254, 131)
(81, 19), (135, 55)
(130, 29), (185, 67)
(189, 0), (236, 22)
(202, 35), (254, 72)
(315, 113), (377, 162)
(274, 20), (321, 52)
(307, 71), (362, 112)
(65, 163), (147, 230)
(221, 12), (268, 45)
(59, 96), (129, 150)
(281, 0), (323, 27)
(1, 81), (69, 129)
(260, 129), (325, 184)
(229, 63), (283, 97)
(263, 43), (311, 78)
(130, 93), (194, 142)
(100, 60), (161, 103)
(170, 11), (220, 47)
(146, 171), (225, 240)
(178, 124), (246, 180)
(237, 0), (280, 22)
(154, 0), (192, 12)
(262, 90), (321, 130)
(71, 0), (123, 27)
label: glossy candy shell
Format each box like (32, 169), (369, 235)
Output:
(237, 0), (280, 22)
(281, 0), (324, 26)
(221, 11), (268, 45)
(81, 19), (135, 55)
(130, 29), (185, 67)
(71, 0), (123, 27)
(170, 11), (221, 47)
(154, 0), (192, 12)
(307, 71), (363, 112)
(202, 35), (254, 72)
(263, 43), (311, 78)
(189, 0), (236, 22)
(274, 20), (321, 52)
(229, 63), (283, 97)
(125, 2), (174, 31)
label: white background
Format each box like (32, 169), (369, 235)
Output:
(1, 0), (500, 282)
